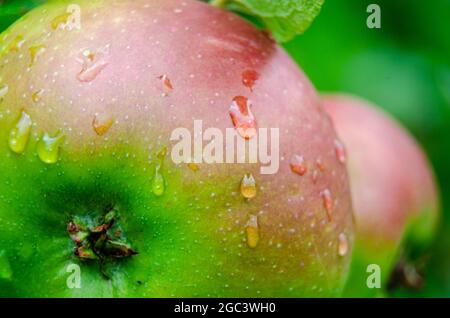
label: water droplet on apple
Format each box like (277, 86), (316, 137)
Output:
(37, 131), (65, 164)
(240, 173), (257, 199)
(187, 162), (199, 171)
(0, 84), (8, 100)
(6, 35), (25, 53)
(158, 74), (173, 97)
(81, 49), (95, 61)
(9, 110), (32, 154)
(229, 96), (256, 140)
(334, 139), (346, 164)
(32, 89), (44, 103)
(321, 189), (333, 221)
(290, 154), (307, 176)
(152, 164), (165, 196)
(242, 69), (259, 91)
(92, 114), (113, 136)
(51, 12), (72, 30)
(338, 233), (348, 256)
(28, 44), (46, 66)
(246, 215), (259, 248)
(78, 62), (108, 82)
(159, 74), (173, 91)
(156, 145), (168, 160)
(77, 49), (108, 82)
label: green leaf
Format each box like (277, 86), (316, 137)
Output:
(212, 0), (324, 43)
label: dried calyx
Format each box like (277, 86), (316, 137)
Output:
(67, 207), (137, 264)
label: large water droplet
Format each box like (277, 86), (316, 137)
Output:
(338, 233), (348, 256)
(334, 139), (346, 164)
(290, 154), (307, 176)
(242, 70), (259, 92)
(321, 189), (333, 221)
(152, 164), (165, 196)
(229, 96), (256, 140)
(28, 45), (46, 67)
(37, 131), (65, 164)
(92, 114), (113, 136)
(77, 49), (108, 82)
(9, 111), (32, 154)
(240, 173), (257, 199)
(246, 215), (259, 248)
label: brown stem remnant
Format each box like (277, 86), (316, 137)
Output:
(67, 207), (137, 278)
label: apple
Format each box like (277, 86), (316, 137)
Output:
(322, 94), (439, 296)
(0, 0), (353, 297)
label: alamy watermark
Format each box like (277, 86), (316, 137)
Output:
(66, 263), (81, 289)
(367, 4), (381, 29)
(170, 120), (280, 175)
(366, 264), (381, 289)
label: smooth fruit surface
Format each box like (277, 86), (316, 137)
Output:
(0, 0), (353, 297)
(323, 94), (439, 296)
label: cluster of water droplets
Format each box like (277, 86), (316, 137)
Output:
(0, 10), (352, 258)
(5, 109), (64, 164)
(288, 138), (348, 256)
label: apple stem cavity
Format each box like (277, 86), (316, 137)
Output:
(67, 206), (137, 278)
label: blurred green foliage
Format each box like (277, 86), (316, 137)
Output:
(0, 0), (449, 297)
(284, 0), (450, 297)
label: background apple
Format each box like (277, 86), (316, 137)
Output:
(0, 0), (353, 297)
(323, 94), (440, 296)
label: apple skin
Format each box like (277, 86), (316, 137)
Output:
(0, 0), (354, 297)
(323, 94), (439, 296)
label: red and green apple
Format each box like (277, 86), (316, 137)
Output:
(0, 0), (353, 297)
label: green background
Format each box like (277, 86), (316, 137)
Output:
(1, 0), (449, 297)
